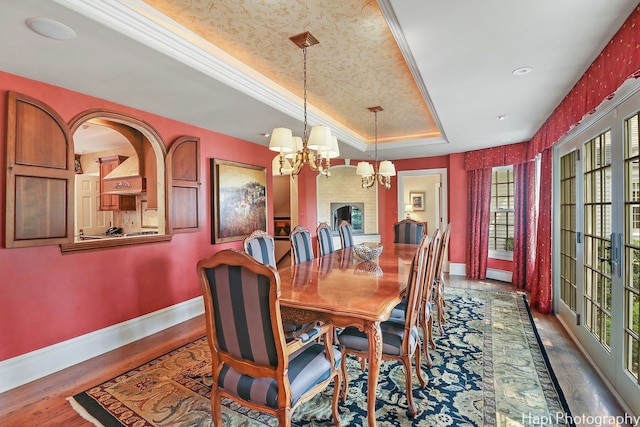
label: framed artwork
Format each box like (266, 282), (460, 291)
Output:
(274, 217), (291, 240)
(410, 192), (425, 211)
(211, 159), (267, 243)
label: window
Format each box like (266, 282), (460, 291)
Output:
(489, 166), (514, 259)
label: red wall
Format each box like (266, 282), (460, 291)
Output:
(447, 153), (467, 266)
(0, 72), (275, 361)
(0, 71), (515, 363)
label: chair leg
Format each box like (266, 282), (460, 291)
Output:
(414, 341), (427, 388)
(277, 408), (292, 427)
(211, 391), (223, 427)
(331, 371), (342, 426)
(428, 313), (436, 350)
(421, 307), (435, 364)
(401, 356), (418, 417)
(437, 280), (446, 335)
(339, 349), (349, 402)
(358, 356), (367, 371)
(421, 322), (433, 368)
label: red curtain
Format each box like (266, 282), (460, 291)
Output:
(530, 149), (553, 313)
(466, 168), (492, 279)
(512, 161), (537, 290)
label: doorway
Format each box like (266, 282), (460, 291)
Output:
(397, 168), (448, 237)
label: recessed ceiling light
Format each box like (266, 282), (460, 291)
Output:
(496, 115), (508, 121)
(512, 66), (532, 76)
(261, 132), (270, 138)
(26, 17), (76, 41)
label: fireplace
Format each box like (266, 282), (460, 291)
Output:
(331, 202), (364, 234)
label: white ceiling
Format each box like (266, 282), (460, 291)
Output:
(1, 0), (637, 161)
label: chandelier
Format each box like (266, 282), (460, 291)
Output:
(269, 32), (339, 177)
(356, 106), (396, 189)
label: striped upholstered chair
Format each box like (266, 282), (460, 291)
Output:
(390, 229), (441, 367)
(244, 230), (318, 341)
(418, 229), (441, 365)
(338, 220), (354, 249)
(290, 225), (314, 265)
(316, 222), (335, 257)
(338, 239), (429, 418)
(197, 249), (342, 427)
(432, 223), (452, 336)
(243, 230), (277, 268)
(393, 219), (425, 244)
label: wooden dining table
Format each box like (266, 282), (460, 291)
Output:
(278, 243), (418, 427)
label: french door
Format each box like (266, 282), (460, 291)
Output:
(556, 86), (640, 414)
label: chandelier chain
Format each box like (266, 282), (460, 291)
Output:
(303, 46), (308, 143)
(268, 32), (337, 177)
(374, 109), (379, 167)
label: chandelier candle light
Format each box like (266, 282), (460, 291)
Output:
(356, 106), (396, 189)
(269, 32), (339, 177)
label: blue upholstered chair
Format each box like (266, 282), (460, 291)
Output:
(390, 229), (441, 367)
(393, 219), (425, 244)
(419, 229), (441, 365)
(338, 220), (354, 249)
(244, 230), (317, 340)
(243, 230), (277, 268)
(338, 238), (430, 418)
(433, 223), (452, 336)
(290, 225), (314, 265)
(197, 249), (342, 427)
(316, 222), (335, 257)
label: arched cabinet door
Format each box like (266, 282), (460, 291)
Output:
(166, 136), (201, 234)
(5, 91), (74, 248)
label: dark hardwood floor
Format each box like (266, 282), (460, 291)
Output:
(0, 275), (630, 426)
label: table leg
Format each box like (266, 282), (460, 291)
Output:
(365, 321), (382, 427)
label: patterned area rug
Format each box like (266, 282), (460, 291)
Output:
(68, 288), (573, 426)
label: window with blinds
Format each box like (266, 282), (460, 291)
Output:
(489, 166), (515, 259)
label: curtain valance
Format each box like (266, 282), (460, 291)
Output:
(464, 141), (529, 170)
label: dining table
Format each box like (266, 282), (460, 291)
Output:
(278, 243), (419, 427)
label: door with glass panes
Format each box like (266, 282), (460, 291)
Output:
(556, 88), (640, 413)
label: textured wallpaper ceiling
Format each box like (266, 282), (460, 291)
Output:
(141, 0), (439, 144)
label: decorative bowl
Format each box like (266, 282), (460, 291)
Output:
(353, 242), (383, 262)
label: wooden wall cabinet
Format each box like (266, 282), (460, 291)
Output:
(99, 156), (136, 211)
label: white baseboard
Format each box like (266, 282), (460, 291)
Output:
(0, 296), (204, 393)
(449, 262), (466, 276)
(448, 263), (512, 283)
(486, 268), (513, 283)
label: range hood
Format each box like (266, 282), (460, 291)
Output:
(102, 155), (146, 195)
